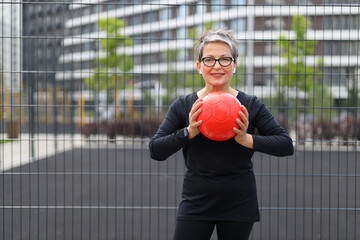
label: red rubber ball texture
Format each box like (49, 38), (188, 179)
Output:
(197, 91), (242, 141)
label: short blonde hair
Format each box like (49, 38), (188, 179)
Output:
(194, 28), (239, 62)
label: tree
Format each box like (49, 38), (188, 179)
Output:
(85, 18), (133, 100)
(276, 15), (333, 119)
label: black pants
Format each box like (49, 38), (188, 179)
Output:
(173, 220), (254, 240)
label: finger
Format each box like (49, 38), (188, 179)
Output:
(236, 118), (245, 129)
(238, 111), (248, 125)
(233, 127), (242, 134)
(192, 107), (202, 119)
(190, 99), (203, 114)
(195, 120), (202, 127)
(240, 105), (248, 118)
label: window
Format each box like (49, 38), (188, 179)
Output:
(82, 43), (90, 52)
(133, 34), (141, 45)
(159, 8), (170, 21)
(196, 1), (206, 15)
(177, 5), (187, 19)
(132, 15), (141, 25)
(144, 11), (156, 23)
(107, 3), (114, 11)
(177, 49), (186, 61)
(264, 17), (284, 30)
(323, 16), (359, 30)
(324, 0), (360, 4)
(238, 43), (245, 55)
(323, 67), (348, 86)
(82, 7), (90, 16)
(230, 18), (246, 32)
(211, 0), (225, 12)
(82, 25), (90, 34)
(323, 41), (359, 56)
(160, 30), (170, 40)
(176, 27), (186, 40)
(230, 0), (245, 7)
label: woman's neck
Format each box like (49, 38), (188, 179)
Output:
(197, 86), (238, 98)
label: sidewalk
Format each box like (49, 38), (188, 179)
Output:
(0, 133), (149, 172)
(0, 134), (83, 171)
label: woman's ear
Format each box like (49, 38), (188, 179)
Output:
(196, 61), (202, 75)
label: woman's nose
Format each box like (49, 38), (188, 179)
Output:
(213, 61), (222, 68)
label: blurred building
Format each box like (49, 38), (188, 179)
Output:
(57, 0), (247, 91)
(22, 0), (72, 90)
(56, 0), (359, 99)
(0, 0), (21, 92)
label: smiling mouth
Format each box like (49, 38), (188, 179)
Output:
(211, 73), (224, 77)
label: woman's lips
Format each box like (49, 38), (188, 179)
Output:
(211, 73), (224, 78)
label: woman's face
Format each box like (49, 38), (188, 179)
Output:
(197, 42), (236, 89)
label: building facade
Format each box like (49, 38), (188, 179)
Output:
(22, 0), (71, 90)
(57, 0), (359, 102)
(0, 0), (21, 93)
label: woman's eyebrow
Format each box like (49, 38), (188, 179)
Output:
(203, 54), (232, 58)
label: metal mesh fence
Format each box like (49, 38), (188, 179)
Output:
(1, 0), (359, 239)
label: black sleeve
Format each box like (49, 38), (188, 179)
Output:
(148, 97), (188, 161)
(251, 97), (294, 157)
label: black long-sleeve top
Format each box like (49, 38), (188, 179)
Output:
(149, 91), (294, 222)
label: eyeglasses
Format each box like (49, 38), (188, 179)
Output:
(201, 57), (234, 67)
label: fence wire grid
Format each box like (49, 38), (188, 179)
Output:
(1, 0), (359, 239)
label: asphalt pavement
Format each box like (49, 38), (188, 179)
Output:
(0, 145), (359, 240)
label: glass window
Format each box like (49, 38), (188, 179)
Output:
(159, 8), (170, 21)
(144, 11), (156, 23)
(323, 67), (347, 85)
(177, 49), (186, 61)
(82, 42), (90, 52)
(147, 32), (156, 43)
(238, 43), (245, 55)
(324, 0), (360, 4)
(211, 0), (225, 12)
(230, 18), (245, 32)
(176, 27), (186, 40)
(132, 14), (141, 25)
(133, 34), (141, 45)
(230, 0), (245, 7)
(294, 0), (313, 4)
(177, 5), (187, 19)
(82, 7), (90, 16)
(107, 4), (114, 11)
(82, 25), (90, 34)
(93, 5), (100, 14)
(160, 30), (169, 40)
(211, 21), (225, 29)
(196, 1), (206, 15)
(323, 41), (358, 56)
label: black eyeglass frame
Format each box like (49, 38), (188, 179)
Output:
(201, 57), (235, 67)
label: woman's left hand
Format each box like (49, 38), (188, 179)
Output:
(233, 105), (253, 149)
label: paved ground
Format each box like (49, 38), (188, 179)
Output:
(0, 143), (359, 240)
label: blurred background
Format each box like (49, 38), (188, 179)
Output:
(0, 0), (359, 239)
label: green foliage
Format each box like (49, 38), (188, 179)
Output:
(308, 81), (334, 118)
(84, 18), (133, 92)
(277, 15), (322, 92)
(276, 15), (334, 118)
(232, 56), (245, 88)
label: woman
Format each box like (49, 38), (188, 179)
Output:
(149, 28), (294, 240)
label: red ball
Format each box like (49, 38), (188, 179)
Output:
(197, 91), (242, 141)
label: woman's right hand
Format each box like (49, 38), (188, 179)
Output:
(187, 98), (203, 139)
